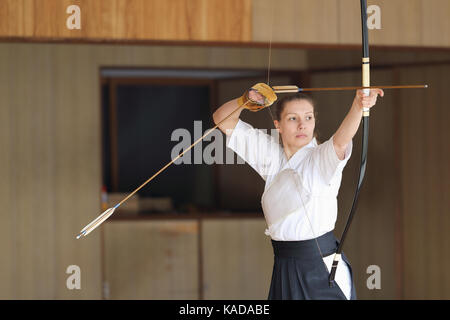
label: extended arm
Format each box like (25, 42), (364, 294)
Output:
(333, 89), (384, 159)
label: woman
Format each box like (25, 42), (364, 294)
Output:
(213, 83), (384, 300)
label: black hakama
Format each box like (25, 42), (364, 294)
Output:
(268, 231), (356, 300)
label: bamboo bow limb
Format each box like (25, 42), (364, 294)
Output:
(76, 101), (248, 239)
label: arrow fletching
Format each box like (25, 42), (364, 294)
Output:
(76, 206), (117, 239)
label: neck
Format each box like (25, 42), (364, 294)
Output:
(283, 145), (300, 160)
(283, 138), (313, 160)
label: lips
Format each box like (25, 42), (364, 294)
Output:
(296, 134), (307, 138)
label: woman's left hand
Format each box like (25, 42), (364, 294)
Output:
(353, 89), (384, 110)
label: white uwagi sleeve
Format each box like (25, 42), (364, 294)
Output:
(311, 136), (353, 185)
(226, 119), (282, 180)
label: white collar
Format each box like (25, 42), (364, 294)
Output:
(281, 138), (317, 171)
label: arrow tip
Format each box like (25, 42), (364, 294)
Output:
(76, 230), (86, 239)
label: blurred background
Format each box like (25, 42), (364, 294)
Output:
(0, 0), (448, 299)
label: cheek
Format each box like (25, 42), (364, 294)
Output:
(285, 122), (297, 133)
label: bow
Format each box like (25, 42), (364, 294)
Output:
(328, 0), (370, 286)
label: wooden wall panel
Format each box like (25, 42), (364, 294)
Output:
(18, 45), (58, 298)
(421, 0), (450, 47)
(254, 0), (448, 49)
(337, 0), (361, 46)
(0, 43), (102, 299)
(253, 0), (339, 44)
(339, 0), (423, 47)
(399, 65), (450, 299)
(0, 0), (252, 42)
(306, 49), (450, 71)
(0, 44), (14, 298)
(52, 45), (103, 299)
(1, 0), (450, 48)
(202, 219), (273, 299)
(103, 221), (199, 299)
(310, 69), (397, 299)
(0, 45), (60, 298)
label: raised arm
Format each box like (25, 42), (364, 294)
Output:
(212, 98), (244, 135)
(213, 85), (275, 135)
(333, 89), (384, 159)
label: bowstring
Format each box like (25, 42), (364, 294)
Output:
(264, 1), (329, 273)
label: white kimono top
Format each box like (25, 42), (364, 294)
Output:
(226, 119), (354, 300)
(226, 119), (353, 241)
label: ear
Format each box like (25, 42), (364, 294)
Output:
(273, 120), (281, 131)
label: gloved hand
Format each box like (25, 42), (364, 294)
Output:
(237, 83), (278, 112)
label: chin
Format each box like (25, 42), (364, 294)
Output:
(290, 140), (307, 149)
(296, 137), (311, 147)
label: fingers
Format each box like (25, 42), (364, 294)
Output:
(248, 89), (265, 104)
(370, 88), (384, 98)
(355, 88), (384, 110)
(356, 88), (384, 97)
(361, 98), (373, 109)
(247, 83), (277, 107)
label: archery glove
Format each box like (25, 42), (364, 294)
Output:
(237, 83), (278, 112)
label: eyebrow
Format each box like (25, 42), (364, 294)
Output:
(285, 112), (314, 116)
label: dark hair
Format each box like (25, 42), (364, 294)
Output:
(275, 93), (316, 120)
(274, 93), (320, 142)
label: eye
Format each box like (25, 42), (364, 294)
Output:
(306, 116), (313, 120)
(288, 116), (296, 121)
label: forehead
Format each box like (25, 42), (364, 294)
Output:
(282, 99), (314, 115)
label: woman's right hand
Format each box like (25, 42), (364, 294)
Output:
(248, 89), (266, 105)
(213, 83), (277, 135)
(238, 83), (278, 112)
